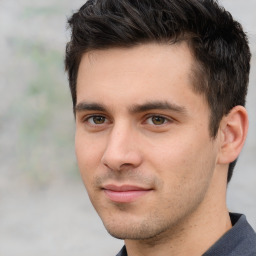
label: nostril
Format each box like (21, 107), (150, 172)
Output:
(101, 150), (142, 171)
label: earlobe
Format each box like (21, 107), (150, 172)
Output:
(217, 106), (248, 165)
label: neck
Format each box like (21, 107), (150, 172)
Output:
(124, 168), (232, 256)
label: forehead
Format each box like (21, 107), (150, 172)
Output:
(76, 42), (205, 111)
(78, 42), (194, 76)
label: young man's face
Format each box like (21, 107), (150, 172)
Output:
(75, 43), (221, 240)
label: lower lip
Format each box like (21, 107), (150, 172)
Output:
(103, 189), (151, 203)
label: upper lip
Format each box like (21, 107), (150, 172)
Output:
(103, 184), (152, 192)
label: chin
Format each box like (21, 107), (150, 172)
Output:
(102, 216), (172, 241)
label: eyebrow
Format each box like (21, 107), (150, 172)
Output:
(75, 100), (187, 115)
(129, 101), (187, 115)
(75, 102), (107, 112)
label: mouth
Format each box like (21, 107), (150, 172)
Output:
(102, 184), (152, 203)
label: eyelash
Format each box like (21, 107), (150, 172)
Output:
(144, 115), (173, 126)
(83, 114), (172, 127)
(84, 115), (109, 126)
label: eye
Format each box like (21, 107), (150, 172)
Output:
(86, 115), (107, 125)
(146, 115), (168, 125)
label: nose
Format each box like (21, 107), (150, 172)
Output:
(101, 124), (142, 171)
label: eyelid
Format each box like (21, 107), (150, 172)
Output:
(80, 113), (174, 127)
(143, 114), (174, 125)
(83, 114), (110, 125)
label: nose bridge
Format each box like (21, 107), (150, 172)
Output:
(101, 120), (141, 170)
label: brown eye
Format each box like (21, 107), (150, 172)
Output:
(87, 115), (106, 125)
(147, 116), (167, 125)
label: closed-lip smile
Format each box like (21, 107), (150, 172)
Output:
(102, 184), (152, 203)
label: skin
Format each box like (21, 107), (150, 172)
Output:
(75, 42), (248, 256)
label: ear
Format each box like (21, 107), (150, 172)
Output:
(217, 106), (248, 165)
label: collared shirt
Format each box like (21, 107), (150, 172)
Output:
(116, 213), (256, 256)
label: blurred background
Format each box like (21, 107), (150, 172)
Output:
(0, 0), (255, 255)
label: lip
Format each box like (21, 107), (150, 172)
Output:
(102, 184), (152, 203)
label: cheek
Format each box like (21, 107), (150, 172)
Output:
(151, 139), (217, 214)
(145, 135), (194, 169)
(146, 131), (216, 183)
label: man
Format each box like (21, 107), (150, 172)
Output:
(65, 0), (256, 255)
